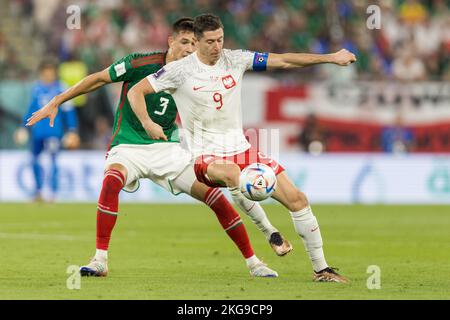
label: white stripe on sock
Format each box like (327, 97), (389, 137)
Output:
(207, 191), (223, 207)
(105, 171), (124, 186)
(97, 206), (118, 215)
(205, 189), (221, 204)
(97, 203), (110, 210)
(224, 219), (242, 232)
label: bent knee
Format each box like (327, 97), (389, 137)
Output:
(288, 190), (309, 212)
(102, 169), (126, 193)
(208, 162), (240, 187)
(106, 163), (128, 179)
(221, 166), (241, 186)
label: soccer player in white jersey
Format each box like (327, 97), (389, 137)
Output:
(127, 14), (357, 282)
(26, 18), (283, 278)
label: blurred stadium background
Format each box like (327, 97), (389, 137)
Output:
(0, 0), (449, 203)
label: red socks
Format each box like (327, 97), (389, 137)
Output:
(204, 188), (254, 259)
(95, 170), (254, 260)
(96, 169), (124, 251)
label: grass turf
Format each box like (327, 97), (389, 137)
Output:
(0, 203), (449, 300)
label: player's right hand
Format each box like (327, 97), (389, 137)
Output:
(332, 49), (357, 66)
(143, 121), (168, 141)
(26, 98), (60, 127)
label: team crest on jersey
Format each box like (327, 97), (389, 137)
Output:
(222, 75), (236, 89)
(153, 67), (166, 79)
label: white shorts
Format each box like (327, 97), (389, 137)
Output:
(104, 143), (197, 195)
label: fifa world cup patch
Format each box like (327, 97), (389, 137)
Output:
(114, 62), (126, 77)
(153, 67), (166, 79)
(222, 75), (236, 89)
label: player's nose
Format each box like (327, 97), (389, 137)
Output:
(186, 46), (195, 54)
(212, 42), (220, 51)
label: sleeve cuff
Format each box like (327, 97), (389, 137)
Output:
(146, 75), (160, 93)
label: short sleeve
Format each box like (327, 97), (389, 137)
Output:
(227, 49), (269, 72)
(146, 59), (187, 93)
(108, 53), (141, 82)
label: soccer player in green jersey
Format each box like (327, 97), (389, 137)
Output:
(27, 18), (289, 278)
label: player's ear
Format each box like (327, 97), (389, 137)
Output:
(168, 35), (174, 48)
(193, 33), (200, 43)
(194, 37), (200, 49)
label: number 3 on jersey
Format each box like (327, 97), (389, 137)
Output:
(213, 92), (223, 110)
(154, 97), (169, 115)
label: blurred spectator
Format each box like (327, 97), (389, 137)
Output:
(298, 114), (327, 155)
(413, 15), (442, 58)
(381, 112), (415, 153)
(91, 116), (112, 150)
(0, 103), (22, 148)
(380, 0), (409, 46)
(2, 0), (450, 154)
(145, 10), (171, 51)
(32, 0), (60, 35)
(59, 55), (88, 107)
(58, 54), (90, 144)
(121, 12), (147, 50)
(392, 43), (427, 81)
(2, 0), (449, 82)
(399, 0), (428, 25)
(0, 31), (8, 77)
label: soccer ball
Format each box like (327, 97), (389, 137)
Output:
(239, 163), (277, 201)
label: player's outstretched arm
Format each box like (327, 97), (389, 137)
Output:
(267, 49), (357, 70)
(127, 79), (168, 141)
(26, 68), (112, 127)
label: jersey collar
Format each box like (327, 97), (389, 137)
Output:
(194, 51), (219, 69)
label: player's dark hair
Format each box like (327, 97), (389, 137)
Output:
(193, 13), (223, 39)
(38, 58), (58, 72)
(172, 17), (194, 35)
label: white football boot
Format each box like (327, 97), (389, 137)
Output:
(249, 261), (278, 278)
(79, 258), (108, 277)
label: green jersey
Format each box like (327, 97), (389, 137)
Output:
(108, 52), (178, 149)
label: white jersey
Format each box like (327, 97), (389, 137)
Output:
(147, 49), (268, 157)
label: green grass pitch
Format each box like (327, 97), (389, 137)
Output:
(0, 203), (449, 300)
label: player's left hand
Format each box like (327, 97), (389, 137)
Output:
(26, 97), (60, 127)
(142, 121), (168, 141)
(332, 49), (357, 66)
